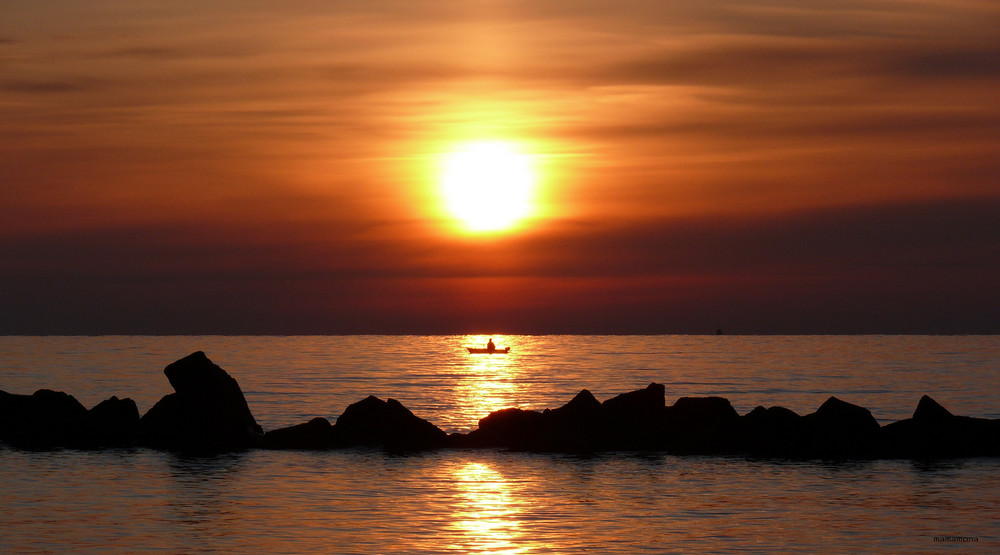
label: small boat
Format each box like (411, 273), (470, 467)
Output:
(467, 346), (510, 354)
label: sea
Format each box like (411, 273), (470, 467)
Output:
(1, 335), (998, 553)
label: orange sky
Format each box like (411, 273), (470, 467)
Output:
(2, 1), (999, 333)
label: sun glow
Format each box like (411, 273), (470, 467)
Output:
(441, 141), (536, 233)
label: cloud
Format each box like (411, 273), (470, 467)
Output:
(5, 194), (995, 281)
(2, 195), (997, 334)
(892, 46), (1000, 80)
(103, 46), (188, 60)
(0, 78), (97, 93)
(490, 196), (1000, 279)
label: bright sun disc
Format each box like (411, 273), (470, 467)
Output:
(442, 141), (535, 233)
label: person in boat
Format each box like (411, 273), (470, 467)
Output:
(486, 338), (495, 353)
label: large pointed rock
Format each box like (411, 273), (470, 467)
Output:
(912, 395), (953, 422)
(139, 351), (262, 452)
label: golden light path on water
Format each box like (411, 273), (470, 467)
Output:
(448, 336), (531, 553)
(452, 334), (525, 428)
(448, 462), (526, 554)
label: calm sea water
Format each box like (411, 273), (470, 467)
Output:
(2, 335), (998, 552)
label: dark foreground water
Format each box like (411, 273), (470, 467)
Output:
(2, 335), (998, 552)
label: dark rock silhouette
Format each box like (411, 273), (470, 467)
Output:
(542, 389), (604, 450)
(138, 351), (263, 452)
(550, 388), (603, 420)
(456, 407), (546, 449)
(262, 417), (337, 450)
(601, 382), (665, 423)
(662, 396), (741, 454)
(454, 385), (669, 452)
(806, 396), (880, 434)
(455, 388), (744, 453)
(81, 396), (140, 448)
(670, 396), (740, 424)
(913, 394), (952, 421)
(881, 395), (1000, 458)
(740, 405), (805, 456)
(0, 390), (139, 448)
(800, 396), (881, 457)
(334, 395), (448, 451)
(4, 351), (1000, 459)
(600, 382), (667, 449)
(0, 389), (87, 448)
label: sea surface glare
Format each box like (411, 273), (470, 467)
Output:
(2, 335), (998, 552)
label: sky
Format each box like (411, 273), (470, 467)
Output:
(2, 0), (999, 334)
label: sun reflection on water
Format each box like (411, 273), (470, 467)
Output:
(448, 461), (526, 554)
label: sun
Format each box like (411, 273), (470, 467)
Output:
(441, 141), (536, 233)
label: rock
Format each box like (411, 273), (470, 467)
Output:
(801, 396), (880, 457)
(458, 407), (546, 449)
(0, 389), (88, 448)
(0, 390), (140, 449)
(600, 383), (667, 449)
(662, 396), (741, 454)
(335, 395), (447, 451)
(539, 389), (604, 451)
(80, 396), (140, 448)
(456, 390), (602, 451)
(138, 351), (263, 452)
(743, 405), (801, 429)
(7, 355), (1000, 460)
(262, 417), (337, 450)
(740, 405), (805, 456)
(0, 390), (23, 443)
(601, 382), (665, 421)
(807, 396), (880, 434)
(670, 396), (740, 425)
(912, 395), (953, 422)
(881, 396), (1000, 458)
(549, 389), (602, 421)
(463, 385), (724, 452)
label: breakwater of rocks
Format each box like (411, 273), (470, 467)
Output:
(2, 351), (997, 458)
